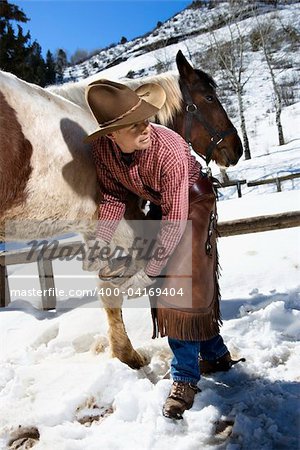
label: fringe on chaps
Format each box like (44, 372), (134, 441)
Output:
(151, 172), (222, 342)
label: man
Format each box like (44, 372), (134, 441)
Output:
(84, 79), (241, 420)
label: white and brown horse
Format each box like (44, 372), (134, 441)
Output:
(0, 51), (243, 369)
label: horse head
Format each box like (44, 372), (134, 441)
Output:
(174, 50), (243, 167)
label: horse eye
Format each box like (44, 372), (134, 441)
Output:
(205, 95), (214, 102)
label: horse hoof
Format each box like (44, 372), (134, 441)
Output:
(127, 350), (150, 370)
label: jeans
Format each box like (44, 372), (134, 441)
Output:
(169, 335), (229, 385)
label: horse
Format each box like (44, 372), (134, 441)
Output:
(0, 50), (243, 369)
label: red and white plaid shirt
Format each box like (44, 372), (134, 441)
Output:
(92, 124), (201, 276)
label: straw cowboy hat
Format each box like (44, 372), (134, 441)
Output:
(84, 79), (166, 142)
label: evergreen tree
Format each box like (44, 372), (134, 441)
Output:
(0, 0), (31, 76)
(25, 41), (46, 85)
(0, 0), (28, 30)
(55, 48), (68, 83)
(45, 50), (56, 85)
(0, 0), (54, 86)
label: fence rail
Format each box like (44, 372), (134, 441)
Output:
(1, 210), (299, 309)
(247, 172), (300, 190)
(216, 173), (300, 198)
(0, 241), (84, 309)
(218, 211), (300, 237)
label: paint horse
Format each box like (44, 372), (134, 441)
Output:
(0, 51), (243, 369)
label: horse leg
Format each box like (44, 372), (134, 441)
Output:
(101, 288), (149, 369)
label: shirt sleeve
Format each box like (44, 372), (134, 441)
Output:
(93, 147), (129, 243)
(145, 151), (189, 277)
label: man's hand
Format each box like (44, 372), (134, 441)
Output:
(117, 269), (154, 298)
(82, 238), (110, 272)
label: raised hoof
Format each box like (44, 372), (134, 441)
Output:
(119, 350), (149, 370)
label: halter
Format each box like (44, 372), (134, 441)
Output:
(180, 83), (237, 166)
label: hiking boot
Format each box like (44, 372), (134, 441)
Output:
(199, 351), (245, 374)
(162, 381), (200, 420)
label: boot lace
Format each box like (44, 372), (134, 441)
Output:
(170, 382), (198, 400)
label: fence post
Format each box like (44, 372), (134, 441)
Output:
(275, 178), (282, 192)
(37, 258), (56, 310)
(0, 264), (10, 307)
(237, 181), (243, 198)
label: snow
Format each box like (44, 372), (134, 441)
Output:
(1, 2), (300, 449)
(0, 267), (299, 449)
(1, 193), (299, 450)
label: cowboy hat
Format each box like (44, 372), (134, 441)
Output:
(84, 79), (166, 142)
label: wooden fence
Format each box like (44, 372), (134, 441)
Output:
(216, 172), (300, 198)
(1, 210), (299, 309)
(218, 211), (300, 237)
(0, 241), (83, 309)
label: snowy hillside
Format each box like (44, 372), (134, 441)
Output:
(63, 2), (232, 81)
(64, 2), (298, 83)
(62, 0), (300, 195)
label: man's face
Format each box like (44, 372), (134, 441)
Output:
(109, 120), (151, 153)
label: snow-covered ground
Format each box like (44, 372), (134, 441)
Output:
(0, 197), (299, 449)
(1, 2), (300, 449)
(1, 167), (299, 449)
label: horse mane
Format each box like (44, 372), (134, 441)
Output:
(125, 73), (183, 126)
(47, 80), (90, 110)
(47, 72), (183, 126)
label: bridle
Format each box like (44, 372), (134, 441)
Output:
(180, 82), (237, 166)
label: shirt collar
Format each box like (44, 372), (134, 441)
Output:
(110, 139), (149, 166)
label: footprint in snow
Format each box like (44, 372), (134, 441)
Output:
(75, 396), (113, 426)
(207, 418), (235, 446)
(8, 426), (39, 449)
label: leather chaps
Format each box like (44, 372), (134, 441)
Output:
(150, 172), (222, 341)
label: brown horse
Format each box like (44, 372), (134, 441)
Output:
(0, 51), (242, 369)
(49, 50), (243, 168)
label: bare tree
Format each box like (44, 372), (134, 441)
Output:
(153, 39), (173, 74)
(251, 8), (286, 145)
(70, 48), (89, 66)
(182, 41), (198, 67)
(207, 9), (252, 159)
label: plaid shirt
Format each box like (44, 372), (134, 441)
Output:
(92, 124), (201, 276)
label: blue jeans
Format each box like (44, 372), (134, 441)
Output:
(169, 335), (229, 385)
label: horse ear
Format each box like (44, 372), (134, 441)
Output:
(176, 50), (195, 82)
